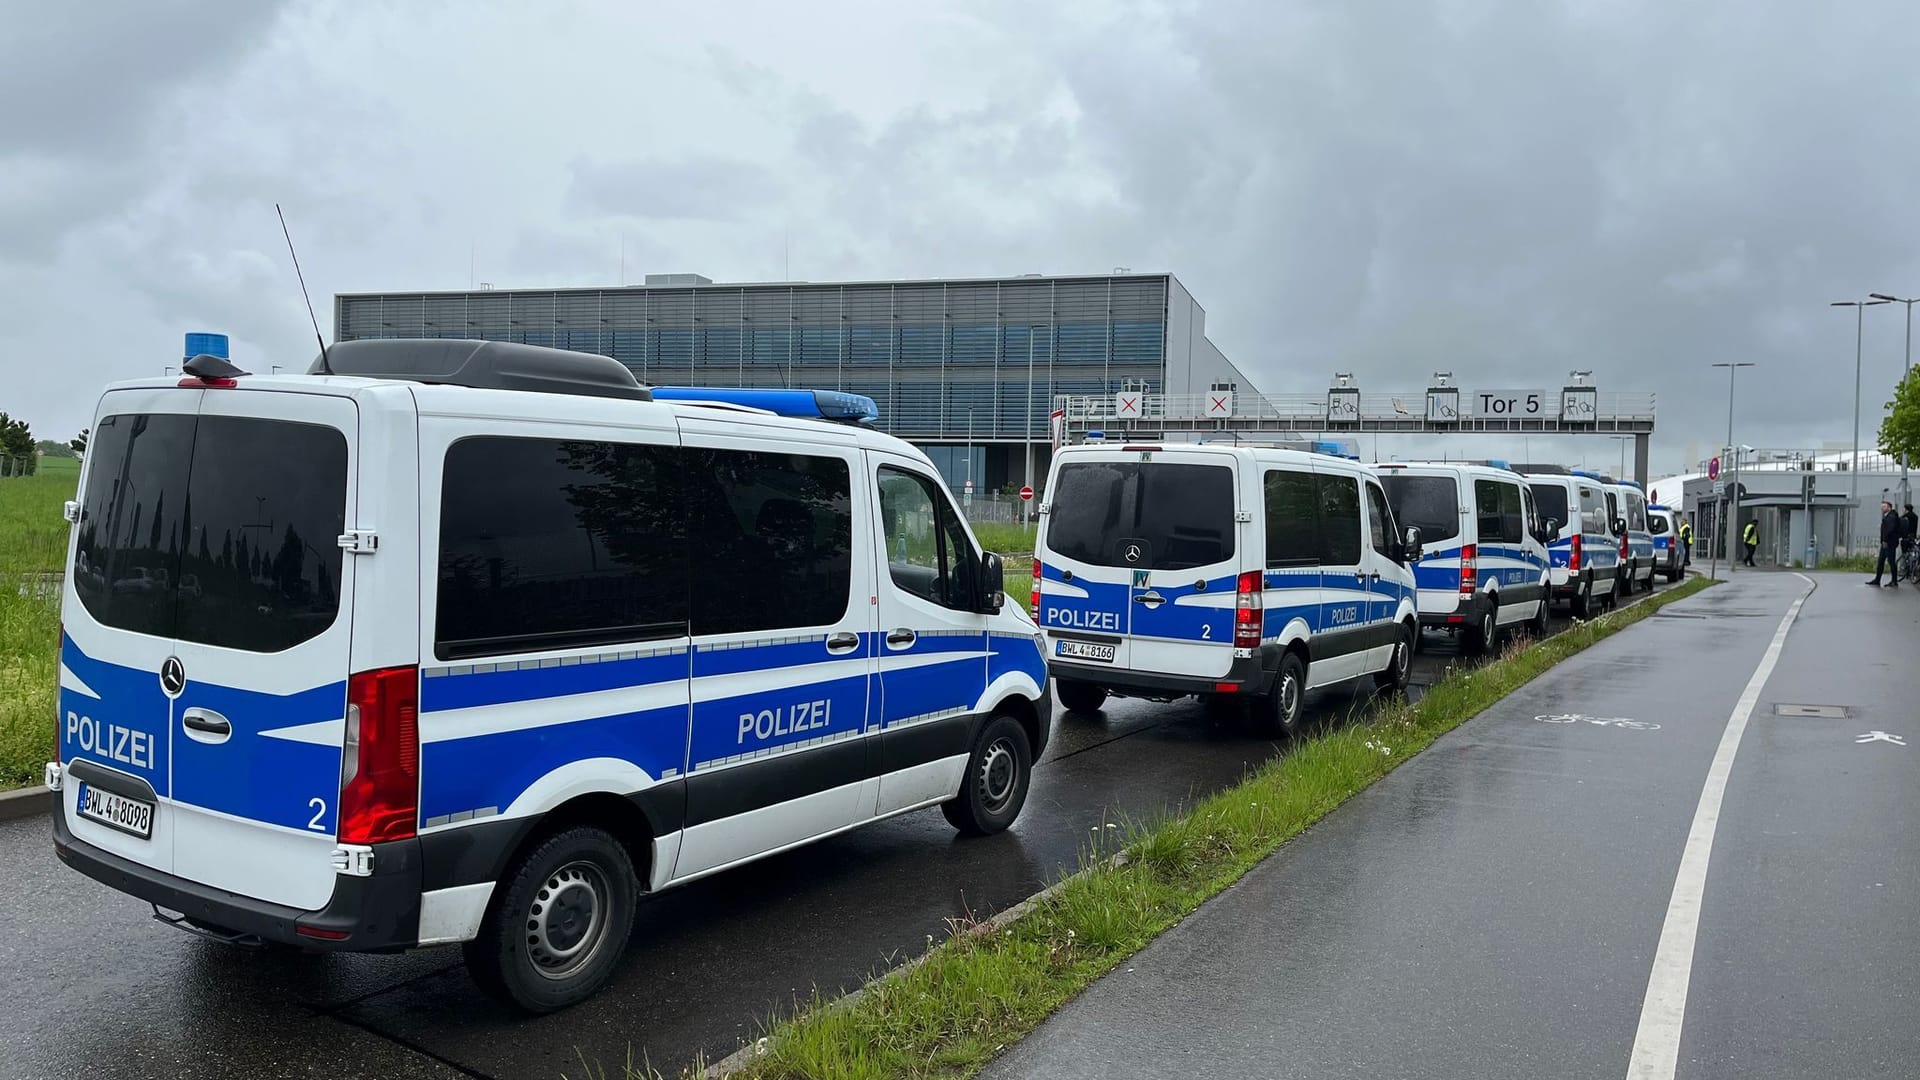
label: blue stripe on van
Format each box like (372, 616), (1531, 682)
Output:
(422, 700), (690, 822)
(172, 677), (346, 832)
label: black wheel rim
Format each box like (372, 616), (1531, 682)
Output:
(526, 861), (611, 980)
(977, 736), (1019, 814)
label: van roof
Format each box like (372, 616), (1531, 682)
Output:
(1376, 460), (1524, 478)
(1054, 441), (1368, 470)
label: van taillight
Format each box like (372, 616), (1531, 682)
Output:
(339, 665), (419, 845)
(1569, 533), (1582, 572)
(1031, 558), (1042, 614)
(1459, 544), (1477, 595)
(1234, 571), (1263, 648)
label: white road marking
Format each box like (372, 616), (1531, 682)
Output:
(1626, 574), (1814, 1080)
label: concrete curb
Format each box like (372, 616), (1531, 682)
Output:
(702, 852), (1129, 1079)
(0, 785), (52, 823)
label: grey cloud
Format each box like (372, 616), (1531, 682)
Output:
(569, 157), (781, 222)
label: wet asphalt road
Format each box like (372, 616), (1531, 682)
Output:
(0, 584), (1675, 1080)
(984, 572), (1920, 1080)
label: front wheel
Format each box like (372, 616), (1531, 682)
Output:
(1570, 579), (1592, 618)
(1464, 603), (1497, 655)
(1529, 594), (1551, 637)
(1373, 623), (1412, 694)
(464, 827), (638, 1014)
(942, 715), (1033, 836)
(1056, 680), (1108, 715)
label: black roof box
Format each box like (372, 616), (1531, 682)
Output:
(312, 339), (651, 401)
(1508, 463), (1569, 475)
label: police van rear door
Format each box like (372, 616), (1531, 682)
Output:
(1036, 451), (1137, 672)
(61, 387), (360, 911)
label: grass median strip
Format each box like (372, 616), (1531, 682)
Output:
(587, 574), (1714, 1080)
(0, 458), (76, 789)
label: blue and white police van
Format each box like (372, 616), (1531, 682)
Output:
(1376, 462), (1552, 653)
(47, 340), (1049, 1012)
(1520, 466), (1621, 617)
(1608, 478), (1657, 595)
(1032, 442), (1420, 736)
(1648, 504), (1682, 582)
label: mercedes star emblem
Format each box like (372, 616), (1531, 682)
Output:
(1124, 544), (1143, 564)
(159, 657), (186, 698)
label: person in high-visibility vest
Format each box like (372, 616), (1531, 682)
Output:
(1678, 518), (1693, 566)
(1742, 519), (1759, 567)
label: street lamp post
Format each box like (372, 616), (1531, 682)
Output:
(1870, 293), (1916, 507)
(1834, 299), (1890, 553)
(1024, 326), (1042, 525)
(1711, 362), (1755, 578)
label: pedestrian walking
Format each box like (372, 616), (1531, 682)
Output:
(1741, 519), (1758, 567)
(1868, 500), (1902, 586)
(1678, 517), (1693, 566)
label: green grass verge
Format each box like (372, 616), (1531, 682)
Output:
(1792, 554), (1876, 573)
(0, 459), (78, 787)
(587, 574), (1714, 1080)
(969, 522), (1036, 557)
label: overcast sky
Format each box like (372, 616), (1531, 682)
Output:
(6, 0), (1919, 474)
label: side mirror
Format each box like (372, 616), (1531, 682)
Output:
(978, 552), (1006, 613)
(1614, 518), (1628, 537)
(1402, 526), (1423, 563)
(1538, 517), (1560, 544)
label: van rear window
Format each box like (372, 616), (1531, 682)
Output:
(1046, 461), (1236, 570)
(1529, 483), (1569, 532)
(72, 413), (349, 652)
(1380, 475), (1459, 544)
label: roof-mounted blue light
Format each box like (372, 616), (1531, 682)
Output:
(1571, 469), (1602, 480)
(650, 386), (880, 424)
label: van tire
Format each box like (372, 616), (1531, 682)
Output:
(1056, 680), (1107, 715)
(942, 715), (1032, 836)
(1571, 579), (1592, 619)
(1373, 623), (1412, 694)
(1464, 602), (1497, 655)
(463, 826), (638, 1014)
(1257, 652), (1308, 737)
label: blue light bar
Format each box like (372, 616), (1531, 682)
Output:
(650, 386), (879, 423)
(1571, 469), (1602, 480)
(1486, 458), (1511, 470)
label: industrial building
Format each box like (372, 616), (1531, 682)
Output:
(334, 271), (1255, 494)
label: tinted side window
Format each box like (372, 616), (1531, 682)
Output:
(688, 449), (852, 635)
(1473, 479), (1506, 541)
(1365, 482), (1396, 557)
(879, 467), (975, 609)
(1263, 469), (1321, 565)
(1498, 482), (1526, 543)
(1314, 473), (1362, 564)
(1579, 487), (1606, 535)
(437, 437), (687, 660)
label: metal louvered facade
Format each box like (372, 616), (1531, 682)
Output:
(335, 272), (1253, 492)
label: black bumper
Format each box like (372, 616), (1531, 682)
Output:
(1418, 592), (1490, 629)
(52, 802), (423, 952)
(1050, 646), (1280, 700)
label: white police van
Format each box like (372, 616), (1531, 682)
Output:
(1615, 480), (1657, 593)
(1376, 462), (1552, 654)
(48, 340), (1049, 1012)
(1033, 442), (1420, 736)
(1520, 466), (1621, 617)
(1649, 504), (1682, 582)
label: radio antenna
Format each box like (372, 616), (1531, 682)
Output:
(276, 203), (333, 374)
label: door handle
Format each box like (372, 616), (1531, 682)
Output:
(1354, 570), (1367, 582)
(1368, 571), (1381, 582)
(1133, 590), (1165, 608)
(825, 631), (860, 654)
(181, 707), (231, 744)
(885, 628), (917, 648)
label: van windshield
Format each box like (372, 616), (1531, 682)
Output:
(1379, 474), (1459, 543)
(1529, 483), (1569, 532)
(1046, 461), (1236, 570)
(72, 412), (349, 652)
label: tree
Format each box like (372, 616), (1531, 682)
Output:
(36, 439), (76, 459)
(1879, 367), (1920, 465)
(0, 413), (34, 477)
(70, 428), (88, 459)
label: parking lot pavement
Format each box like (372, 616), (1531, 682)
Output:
(0, 584), (1672, 1079)
(983, 573), (1894, 1080)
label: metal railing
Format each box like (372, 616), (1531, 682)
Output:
(1060, 391), (1657, 424)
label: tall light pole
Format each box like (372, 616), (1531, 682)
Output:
(1834, 299), (1890, 552)
(1870, 292), (1915, 507)
(1024, 325), (1043, 524)
(1712, 361), (1755, 577)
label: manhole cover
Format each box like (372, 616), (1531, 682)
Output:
(1773, 704), (1851, 719)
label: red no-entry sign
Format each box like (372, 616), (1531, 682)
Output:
(1019, 485), (1035, 502)
(1708, 456), (1721, 481)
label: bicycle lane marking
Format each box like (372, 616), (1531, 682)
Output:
(1625, 572), (1815, 1080)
